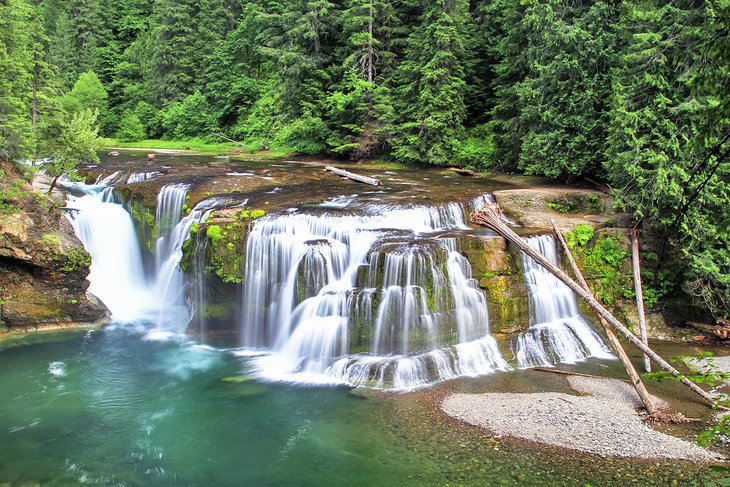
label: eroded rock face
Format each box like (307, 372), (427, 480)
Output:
(0, 163), (109, 332)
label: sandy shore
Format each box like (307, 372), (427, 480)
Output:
(442, 376), (723, 461)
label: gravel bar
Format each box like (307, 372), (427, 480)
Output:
(442, 376), (723, 461)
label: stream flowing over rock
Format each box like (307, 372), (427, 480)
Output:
(54, 156), (624, 389)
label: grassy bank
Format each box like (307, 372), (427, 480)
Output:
(106, 138), (297, 159)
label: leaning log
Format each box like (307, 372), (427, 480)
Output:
(472, 202), (724, 410)
(630, 230), (652, 372)
(325, 166), (382, 186)
(552, 220), (658, 414)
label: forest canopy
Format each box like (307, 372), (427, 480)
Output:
(0, 0), (728, 317)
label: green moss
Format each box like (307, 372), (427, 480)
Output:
(40, 233), (62, 249)
(206, 225), (224, 244)
(59, 247), (92, 272)
(239, 209), (266, 220)
(202, 302), (234, 319)
(564, 225), (633, 306)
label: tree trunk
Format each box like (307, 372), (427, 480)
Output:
(367, 7), (374, 84)
(471, 203), (724, 410)
(630, 230), (651, 372)
(325, 166), (382, 186)
(48, 174), (60, 194)
(552, 220), (658, 414)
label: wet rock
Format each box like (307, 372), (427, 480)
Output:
(0, 161), (109, 332)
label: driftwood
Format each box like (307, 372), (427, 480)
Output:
(446, 167), (476, 177)
(211, 133), (246, 147)
(325, 165), (382, 186)
(630, 230), (651, 372)
(472, 202), (726, 410)
(552, 220), (658, 414)
(686, 321), (730, 340)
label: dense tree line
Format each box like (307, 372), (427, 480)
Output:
(0, 0), (727, 317)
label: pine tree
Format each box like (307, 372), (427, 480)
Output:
(148, 0), (198, 103)
(0, 0), (34, 160)
(391, 0), (475, 165)
(327, 0), (400, 158)
(607, 0), (729, 317)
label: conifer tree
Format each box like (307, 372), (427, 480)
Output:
(391, 0), (475, 165)
(0, 0), (34, 160)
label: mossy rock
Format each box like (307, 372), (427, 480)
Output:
(480, 274), (529, 334)
(458, 235), (515, 276)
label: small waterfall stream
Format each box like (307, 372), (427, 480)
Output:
(514, 235), (612, 367)
(66, 177), (227, 331)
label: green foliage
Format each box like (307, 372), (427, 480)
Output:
(391, 0), (474, 165)
(0, 0), (34, 160)
(565, 224), (595, 249)
(0, 169), (27, 214)
(206, 225), (223, 244)
(452, 125), (496, 169)
(564, 224), (632, 305)
(547, 196), (578, 214)
(60, 70), (110, 132)
(115, 110), (145, 142)
(274, 115), (332, 154)
(46, 109), (101, 183)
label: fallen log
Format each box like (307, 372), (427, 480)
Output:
(446, 167), (476, 177)
(325, 165), (382, 186)
(630, 230), (651, 372)
(686, 321), (730, 340)
(552, 220), (658, 414)
(471, 202), (726, 410)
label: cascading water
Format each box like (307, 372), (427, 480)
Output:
(513, 235), (612, 367)
(67, 186), (156, 321)
(66, 176), (231, 330)
(241, 198), (509, 389)
(67, 167), (613, 389)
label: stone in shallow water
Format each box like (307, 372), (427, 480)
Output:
(221, 375), (254, 383)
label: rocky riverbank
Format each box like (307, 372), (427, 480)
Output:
(442, 375), (723, 461)
(0, 161), (109, 333)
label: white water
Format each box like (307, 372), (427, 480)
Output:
(241, 198), (510, 389)
(66, 179), (228, 330)
(67, 176), (611, 389)
(514, 235), (612, 367)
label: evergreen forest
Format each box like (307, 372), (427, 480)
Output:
(0, 0), (728, 318)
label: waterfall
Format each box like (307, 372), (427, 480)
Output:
(241, 202), (509, 389)
(68, 173), (615, 389)
(67, 189), (155, 321)
(66, 178), (231, 330)
(514, 235), (612, 367)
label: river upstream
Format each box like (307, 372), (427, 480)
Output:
(0, 151), (726, 485)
